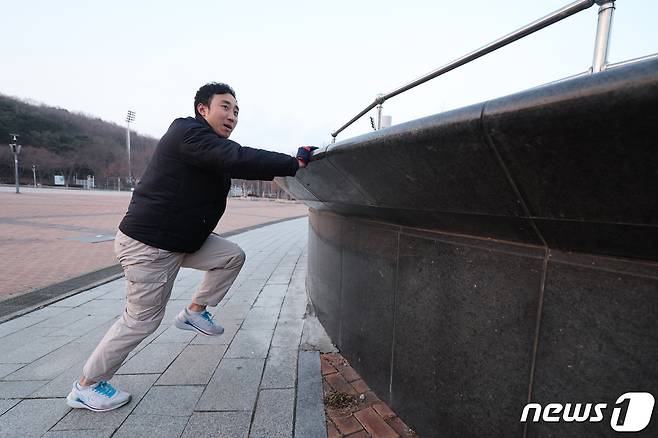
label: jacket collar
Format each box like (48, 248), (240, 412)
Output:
(195, 114), (214, 131)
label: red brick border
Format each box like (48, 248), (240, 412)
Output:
(322, 353), (418, 437)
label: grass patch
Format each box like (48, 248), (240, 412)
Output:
(324, 390), (357, 409)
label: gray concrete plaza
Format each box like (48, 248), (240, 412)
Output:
(0, 218), (327, 437)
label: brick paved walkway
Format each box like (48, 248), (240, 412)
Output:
(0, 186), (307, 300)
(322, 354), (417, 438)
(0, 217), (328, 437)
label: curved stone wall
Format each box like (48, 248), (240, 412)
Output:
(277, 57), (658, 437)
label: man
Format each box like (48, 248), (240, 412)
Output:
(66, 82), (316, 411)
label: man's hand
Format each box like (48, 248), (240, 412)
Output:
(296, 146), (318, 168)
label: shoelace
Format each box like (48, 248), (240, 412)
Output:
(200, 311), (215, 324)
(93, 381), (117, 398)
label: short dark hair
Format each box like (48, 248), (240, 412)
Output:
(194, 82), (236, 116)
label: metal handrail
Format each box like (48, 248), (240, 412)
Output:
(331, 0), (616, 142)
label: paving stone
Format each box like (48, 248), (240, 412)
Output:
(282, 295), (306, 307)
(261, 347), (297, 389)
(222, 294), (258, 307)
(241, 308), (279, 330)
(69, 319), (117, 345)
(164, 299), (188, 313)
(52, 374), (158, 431)
(0, 316), (42, 338)
(52, 291), (103, 308)
(278, 306), (307, 321)
(72, 299), (124, 315)
(94, 287), (125, 300)
(259, 284), (288, 298)
(116, 342), (187, 374)
(171, 287), (194, 300)
(295, 351), (327, 438)
(373, 402), (396, 419)
(271, 324), (303, 349)
(151, 325), (196, 344)
(3, 342), (96, 381)
(249, 268), (277, 281)
(28, 364), (82, 398)
(174, 279), (202, 289)
(224, 329), (273, 359)
(327, 420), (342, 438)
(285, 282), (306, 294)
(253, 296), (284, 308)
(174, 274), (204, 288)
(125, 325), (169, 360)
(0, 399), (19, 416)
(286, 286), (308, 301)
(283, 287), (306, 300)
(0, 398), (71, 438)
(165, 298), (191, 309)
(272, 262), (294, 272)
(280, 307), (308, 321)
(276, 317), (304, 332)
(0, 325), (54, 355)
(266, 275), (292, 285)
(132, 385), (204, 417)
(46, 314), (118, 338)
(157, 344), (227, 385)
(231, 279), (266, 291)
(42, 429), (115, 438)
(20, 305), (71, 321)
(181, 411), (251, 438)
(250, 388), (294, 438)
(0, 380), (49, 399)
(112, 414), (188, 438)
(195, 358), (264, 411)
(321, 355), (337, 375)
(333, 360), (361, 383)
(351, 379), (370, 394)
(0, 364), (24, 379)
(354, 407), (399, 438)
(30, 309), (90, 329)
(285, 282), (306, 295)
(1, 335), (73, 364)
(333, 414), (365, 435)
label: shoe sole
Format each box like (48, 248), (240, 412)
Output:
(174, 317), (224, 337)
(66, 394), (131, 412)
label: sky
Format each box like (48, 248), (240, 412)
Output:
(1, 0), (656, 154)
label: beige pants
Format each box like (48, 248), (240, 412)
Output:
(82, 230), (245, 382)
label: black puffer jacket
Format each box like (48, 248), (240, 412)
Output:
(119, 116), (299, 252)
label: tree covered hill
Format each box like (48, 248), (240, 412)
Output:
(0, 93), (157, 187)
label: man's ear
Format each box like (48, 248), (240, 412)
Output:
(197, 103), (208, 117)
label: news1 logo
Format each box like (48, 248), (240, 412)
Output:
(520, 392), (655, 432)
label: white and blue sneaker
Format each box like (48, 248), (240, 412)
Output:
(66, 381), (131, 412)
(174, 307), (224, 336)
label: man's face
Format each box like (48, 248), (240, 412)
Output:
(197, 93), (239, 138)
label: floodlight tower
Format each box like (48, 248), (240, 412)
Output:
(125, 110), (136, 184)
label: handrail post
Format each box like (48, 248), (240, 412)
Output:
(592, 0), (615, 73)
(376, 93), (384, 129)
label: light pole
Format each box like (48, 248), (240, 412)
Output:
(8, 134), (21, 194)
(125, 110), (136, 185)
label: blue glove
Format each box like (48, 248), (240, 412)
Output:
(296, 146), (318, 166)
